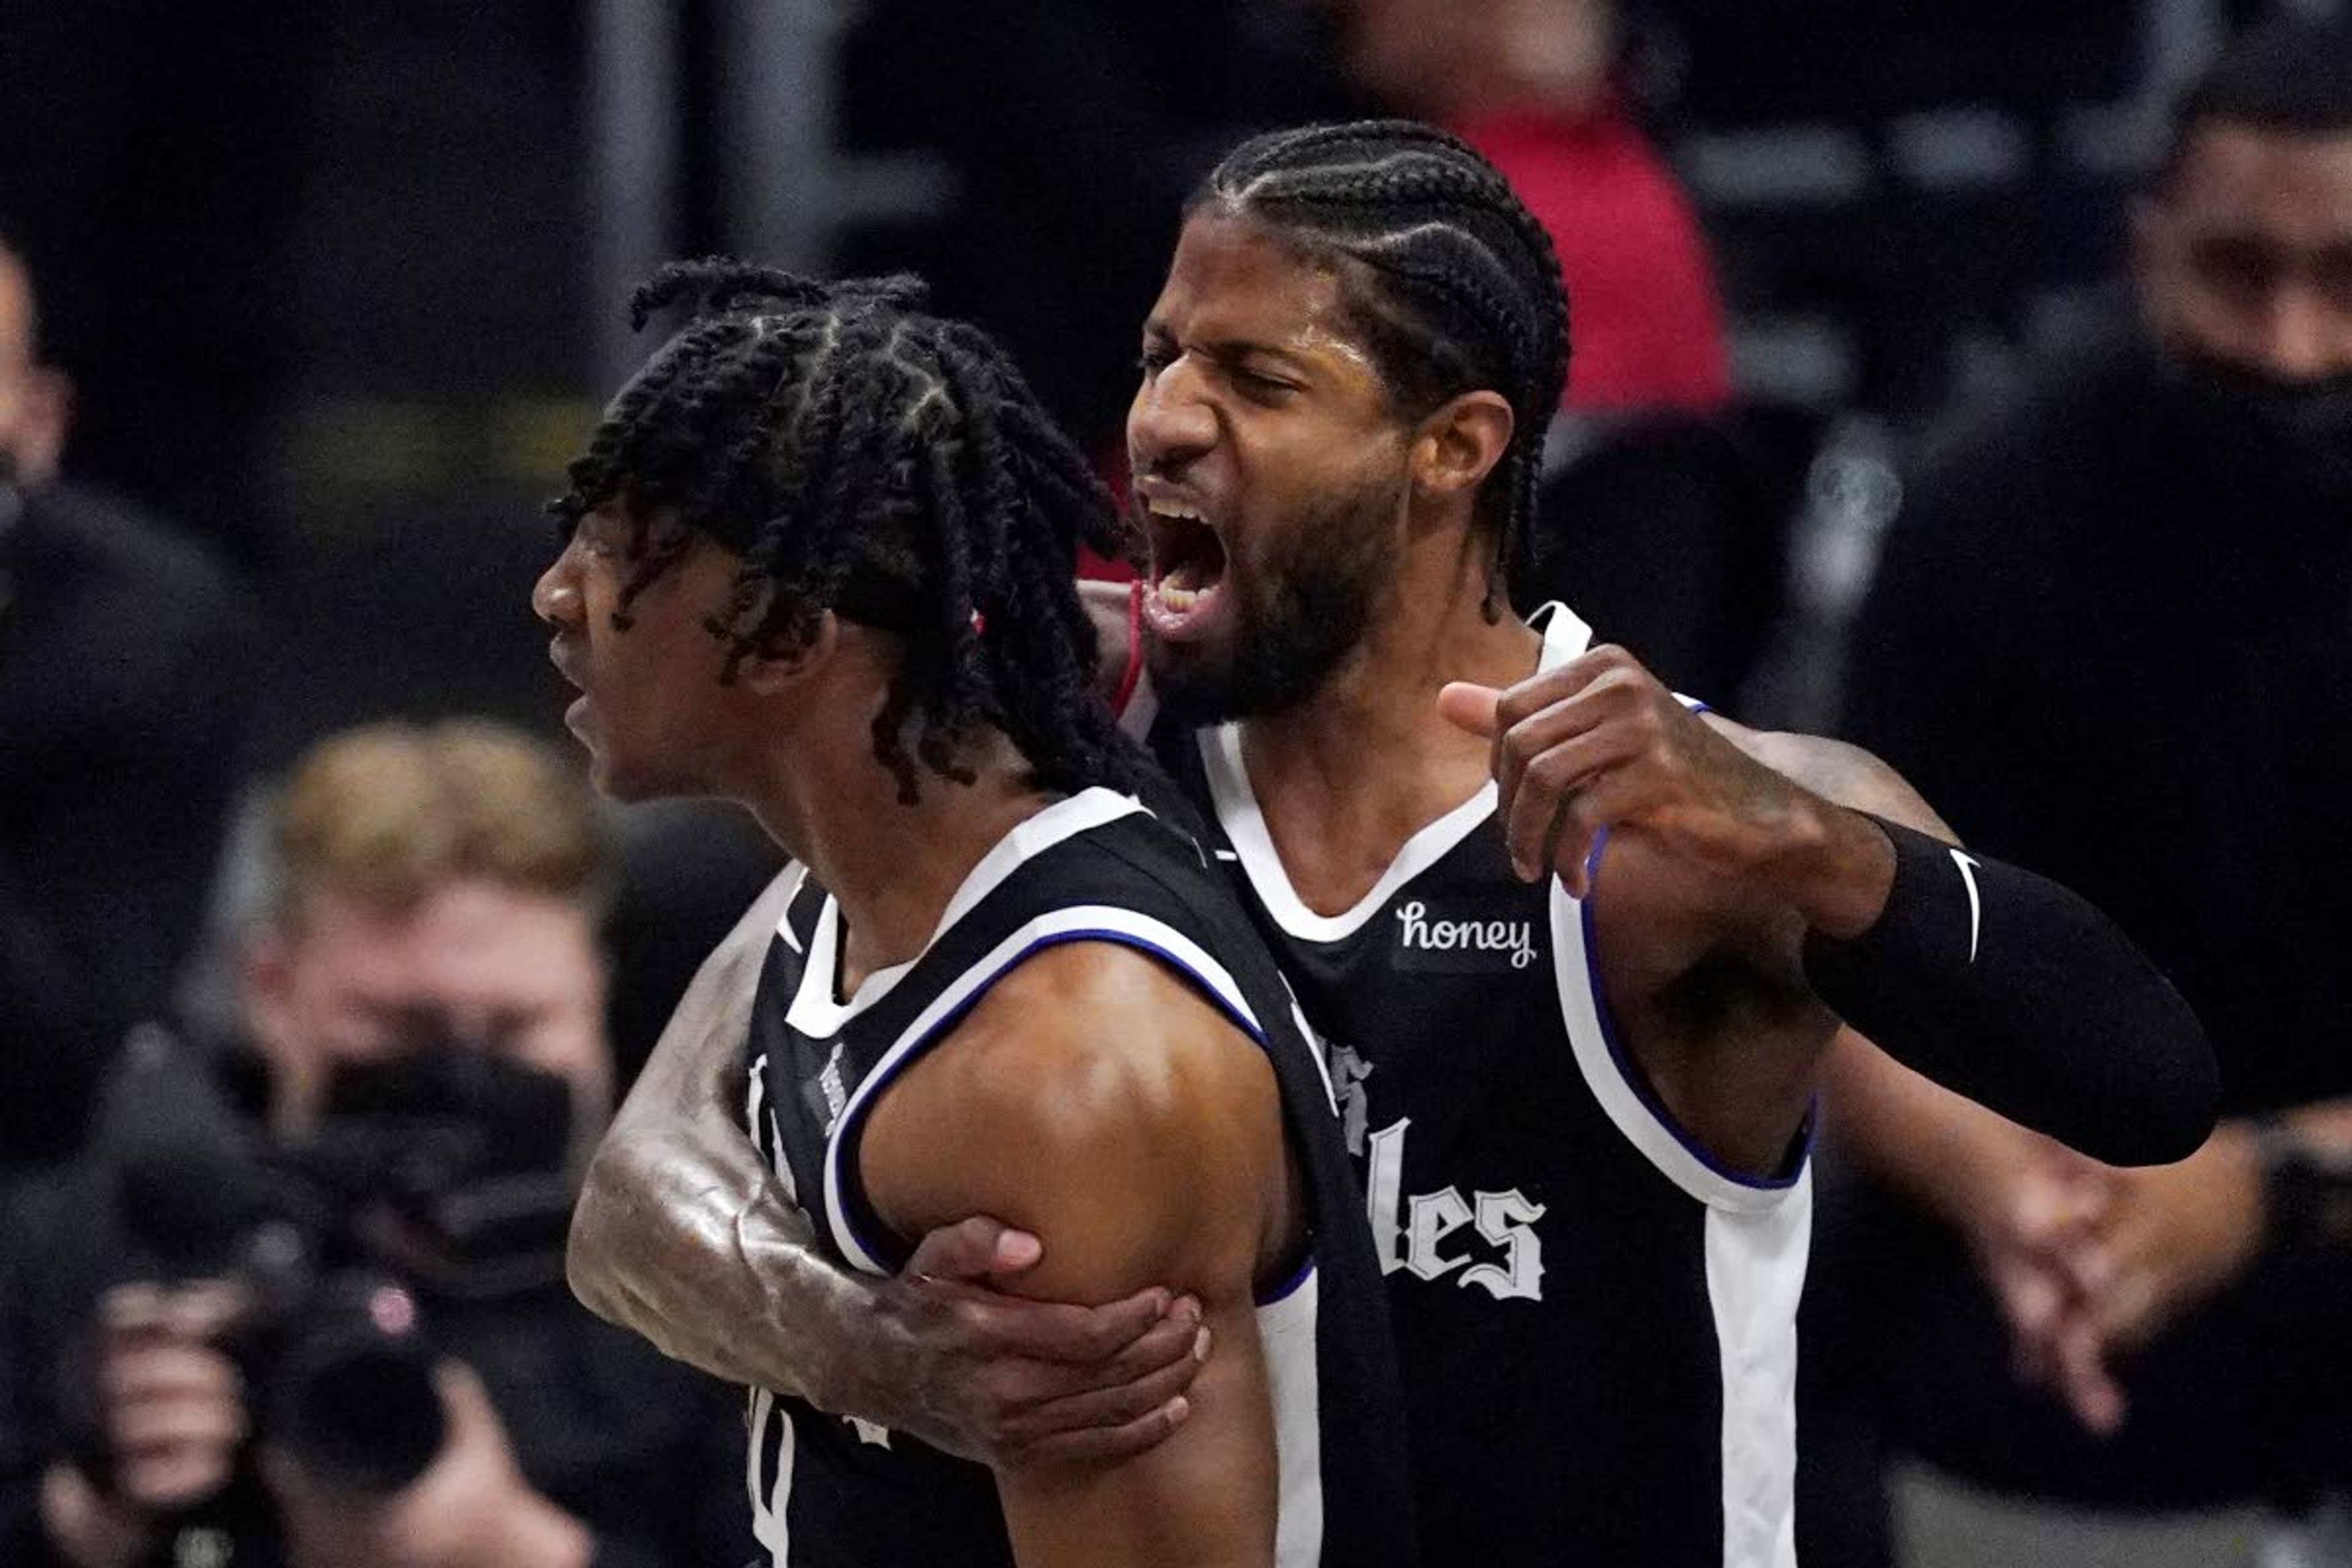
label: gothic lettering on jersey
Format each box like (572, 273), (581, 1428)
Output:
(1364, 1117), (1548, 1303)
(1392, 900), (1539, 972)
(1329, 1040), (1376, 1158)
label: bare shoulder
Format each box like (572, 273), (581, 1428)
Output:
(861, 941), (1283, 1300)
(946, 942), (1278, 1149)
(1704, 715), (1956, 841)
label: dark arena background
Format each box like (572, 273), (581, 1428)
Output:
(2, 2), (2346, 1566)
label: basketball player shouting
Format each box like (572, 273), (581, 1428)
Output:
(538, 263), (1414, 1567)
(567, 130), (2215, 1567)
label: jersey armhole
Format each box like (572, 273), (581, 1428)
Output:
(822, 908), (1291, 1277)
(1548, 832), (1814, 1213)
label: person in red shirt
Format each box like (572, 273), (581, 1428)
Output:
(1333, 0), (1732, 412)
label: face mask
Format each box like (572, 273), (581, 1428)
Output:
(2158, 349), (2352, 511)
(313, 1041), (575, 1200)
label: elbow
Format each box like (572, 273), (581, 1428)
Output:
(567, 1136), (647, 1325)
(2072, 1003), (2222, 1169)
(2114, 1030), (2223, 1169)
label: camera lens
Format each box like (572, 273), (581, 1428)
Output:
(270, 1281), (447, 1494)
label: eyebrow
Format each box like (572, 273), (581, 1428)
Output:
(1144, 325), (1317, 372)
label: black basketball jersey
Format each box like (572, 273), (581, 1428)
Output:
(737, 788), (1417, 1567)
(1153, 606), (1812, 1568)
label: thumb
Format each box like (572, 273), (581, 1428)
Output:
(1436, 681), (1502, 739)
(903, 1215), (1043, 1283)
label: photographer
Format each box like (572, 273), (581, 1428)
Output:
(0, 721), (751, 1568)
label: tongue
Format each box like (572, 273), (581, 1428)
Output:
(1163, 559), (1216, 594)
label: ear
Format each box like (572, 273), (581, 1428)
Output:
(736, 605), (842, 696)
(1411, 390), (1517, 510)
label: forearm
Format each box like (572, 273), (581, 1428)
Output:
(1821, 1031), (2055, 1230)
(1800, 814), (2218, 1166)
(568, 1120), (873, 1405)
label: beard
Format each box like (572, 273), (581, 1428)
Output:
(1146, 472), (1403, 726)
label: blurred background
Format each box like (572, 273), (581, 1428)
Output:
(0, 0), (2315, 762)
(2, 2), (2348, 1566)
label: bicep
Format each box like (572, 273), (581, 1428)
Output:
(995, 1295), (1275, 1568)
(859, 954), (1287, 1565)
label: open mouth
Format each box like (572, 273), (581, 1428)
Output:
(1141, 497), (1229, 639)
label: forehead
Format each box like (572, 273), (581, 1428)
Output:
(292, 883), (595, 1000)
(2163, 123), (2352, 241)
(1150, 209), (1370, 354)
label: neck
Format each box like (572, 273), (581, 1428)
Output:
(738, 719), (1057, 992)
(1241, 523), (1542, 876)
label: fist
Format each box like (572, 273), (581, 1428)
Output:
(1440, 645), (1805, 893)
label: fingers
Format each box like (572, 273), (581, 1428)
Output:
(905, 1216), (1046, 1284)
(994, 1327), (1209, 1453)
(1005, 1394), (1194, 1471)
(1435, 682), (1501, 739)
(94, 1284), (250, 1511)
(1450, 647), (1668, 888)
(932, 1278), (1196, 1369)
(2050, 1317), (2127, 1436)
(1502, 737), (1637, 889)
(991, 1308), (1210, 1412)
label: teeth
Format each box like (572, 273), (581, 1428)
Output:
(1158, 586), (1200, 612)
(1147, 500), (1204, 521)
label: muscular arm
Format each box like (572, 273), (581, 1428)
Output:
(1711, 723), (2214, 1165)
(1444, 657), (2214, 1172)
(567, 870), (865, 1398)
(862, 945), (1293, 1568)
(567, 871), (1206, 1465)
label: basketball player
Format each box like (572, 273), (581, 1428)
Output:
(1111, 120), (2215, 1565)
(537, 262), (1414, 1567)
(567, 132), (2216, 1567)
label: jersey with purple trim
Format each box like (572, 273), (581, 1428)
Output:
(1150, 605), (1812, 1568)
(737, 789), (1416, 1568)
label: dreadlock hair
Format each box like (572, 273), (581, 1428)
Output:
(549, 258), (1145, 805)
(1190, 120), (1570, 619)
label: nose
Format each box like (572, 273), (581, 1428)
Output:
(532, 544), (584, 630)
(2258, 283), (2340, 382)
(1127, 357), (1217, 475)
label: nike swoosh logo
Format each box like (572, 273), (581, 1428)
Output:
(1950, 850), (1983, 963)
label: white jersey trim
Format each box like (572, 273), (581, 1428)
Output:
(782, 788), (1147, 1038)
(1260, 1265), (1325, 1568)
(1547, 873), (1807, 1214)
(1705, 1180), (1809, 1568)
(1198, 603), (1594, 944)
(820, 904), (1266, 1275)
(748, 1384), (795, 1564)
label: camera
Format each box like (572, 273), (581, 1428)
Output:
(66, 1023), (577, 1521)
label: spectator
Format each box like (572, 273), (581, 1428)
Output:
(0, 230), (259, 1170)
(1806, 17), (2352, 1563)
(0, 721), (752, 1568)
(1332, 0), (1733, 412)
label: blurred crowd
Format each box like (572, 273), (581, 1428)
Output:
(0, 1), (2346, 1565)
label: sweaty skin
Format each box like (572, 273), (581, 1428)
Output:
(566, 868), (1213, 1471)
(1125, 208), (2207, 1182)
(548, 514), (1211, 1477)
(861, 942), (1303, 1568)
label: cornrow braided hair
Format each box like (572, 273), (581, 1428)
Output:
(1193, 120), (1571, 618)
(549, 258), (1145, 805)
